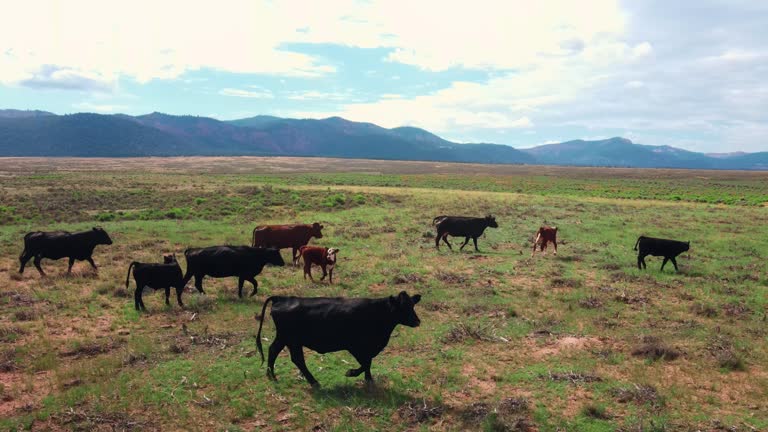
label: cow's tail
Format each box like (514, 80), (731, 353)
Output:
(125, 261), (138, 288)
(432, 215), (447, 226)
(256, 296), (275, 365)
(251, 226), (265, 247)
(633, 236), (643, 251)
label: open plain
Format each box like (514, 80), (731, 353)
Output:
(1, 157), (767, 431)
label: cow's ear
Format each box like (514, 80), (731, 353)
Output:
(412, 294), (421, 305)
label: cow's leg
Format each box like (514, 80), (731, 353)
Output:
(175, 285), (184, 307)
(329, 267), (333, 284)
(19, 252), (33, 274)
(442, 234), (453, 250)
(660, 257), (669, 271)
(304, 262), (314, 282)
(319, 265), (327, 281)
(288, 345), (318, 386)
(459, 237), (470, 251)
(86, 257), (98, 271)
(247, 277), (258, 297)
(164, 287), (171, 306)
(637, 254), (643, 269)
(553, 240), (558, 255)
(67, 257), (75, 274)
(346, 352), (373, 382)
(670, 257), (679, 272)
(193, 274), (205, 294)
(33, 255), (46, 277)
(134, 283), (143, 311)
(266, 337), (286, 381)
(472, 236), (480, 252)
(237, 277), (245, 298)
(435, 231), (442, 249)
(292, 248), (300, 266)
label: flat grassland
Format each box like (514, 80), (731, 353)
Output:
(1, 157), (767, 431)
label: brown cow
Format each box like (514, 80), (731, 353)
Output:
(299, 246), (338, 283)
(532, 226), (558, 257)
(252, 223), (324, 264)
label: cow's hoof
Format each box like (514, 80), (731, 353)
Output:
(345, 369), (360, 377)
(266, 370), (277, 381)
(309, 381), (321, 389)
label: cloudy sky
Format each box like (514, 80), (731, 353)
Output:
(1, 0), (766, 152)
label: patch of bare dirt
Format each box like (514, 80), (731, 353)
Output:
(0, 371), (53, 417)
(462, 364), (497, 396)
(530, 336), (603, 358)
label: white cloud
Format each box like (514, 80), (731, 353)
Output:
(72, 101), (128, 113)
(0, 0), (633, 87)
(286, 90), (352, 101)
(219, 88), (274, 99)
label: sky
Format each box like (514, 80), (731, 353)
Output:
(1, 0), (766, 153)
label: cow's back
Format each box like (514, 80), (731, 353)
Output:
(271, 297), (393, 354)
(638, 237), (687, 256)
(437, 217), (485, 236)
(256, 225), (312, 249)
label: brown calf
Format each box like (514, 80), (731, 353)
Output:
(298, 246), (338, 283)
(532, 226), (558, 257)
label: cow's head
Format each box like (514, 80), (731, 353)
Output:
(485, 215), (499, 228)
(684, 241), (690, 252)
(265, 248), (286, 267)
(92, 227), (113, 245)
(326, 248), (339, 264)
(389, 291), (421, 327)
(311, 222), (324, 239)
(163, 254), (177, 264)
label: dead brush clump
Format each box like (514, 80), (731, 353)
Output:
(423, 301), (450, 312)
(549, 277), (581, 289)
(614, 292), (650, 306)
(0, 347), (18, 372)
(442, 322), (498, 344)
(722, 302), (751, 319)
(690, 302), (718, 318)
(396, 399), (445, 425)
(179, 325), (238, 350)
(631, 336), (680, 361)
(51, 407), (154, 431)
(435, 270), (468, 284)
(578, 296), (603, 309)
(707, 335), (746, 371)
(487, 398), (533, 432)
(60, 338), (123, 359)
(113, 287), (131, 298)
(391, 273), (424, 284)
(542, 371), (602, 385)
(0, 290), (36, 306)
(0, 325), (26, 343)
(612, 384), (665, 409)
(13, 308), (37, 321)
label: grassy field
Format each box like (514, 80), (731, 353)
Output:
(1, 158), (767, 431)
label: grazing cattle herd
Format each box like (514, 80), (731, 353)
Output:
(16, 216), (692, 386)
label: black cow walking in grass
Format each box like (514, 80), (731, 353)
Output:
(634, 236), (690, 272)
(19, 227), (113, 276)
(126, 254), (185, 311)
(182, 246), (285, 298)
(433, 215), (498, 251)
(256, 291), (422, 387)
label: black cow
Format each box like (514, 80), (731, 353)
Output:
(126, 254), (185, 311)
(182, 246), (285, 298)
(433, 215), (498, 251)
(19, 227), (113, 276)
(634, 236), (690, 271)
(256, 291), (422, 387)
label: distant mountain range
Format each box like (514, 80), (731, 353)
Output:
(1, 109), (766, 170)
